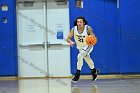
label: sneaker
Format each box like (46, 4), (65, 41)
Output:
(72, 74), (80, 82)
(72, 70), (80, 82)
(92, 74), (97, 82)
(91, 68), (99, 82)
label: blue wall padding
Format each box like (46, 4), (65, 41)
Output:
(0, 0), (18, 76)
(120, 0), (140, 73)
(69, 0), (140, 74)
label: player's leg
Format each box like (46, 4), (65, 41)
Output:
(83, 55), (94, 69)
(83, 55), (98, 81)
(72, 52), (83, 82)
(83, 46), (99, 82)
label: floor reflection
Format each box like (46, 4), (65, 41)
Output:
(18, 78), (72, 93)
(0, 78), (140, 93)
(72, 83), (98, 93)
(0, 80), (18, 93)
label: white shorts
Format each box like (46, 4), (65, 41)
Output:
(79, 46), (93, 57)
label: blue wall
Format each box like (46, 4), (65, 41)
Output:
(0, 0), (18, 76)
(69, 0), (91, 74)
(0, 0), (140, 76)
(69, 0), (140, 74)
(120, 0), (140, 73)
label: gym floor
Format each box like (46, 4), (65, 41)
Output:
(0, 77), (140, 93)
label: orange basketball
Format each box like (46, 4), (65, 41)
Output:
(86, 36), (97, 46)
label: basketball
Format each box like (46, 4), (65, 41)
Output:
(86, 36), (97, 46)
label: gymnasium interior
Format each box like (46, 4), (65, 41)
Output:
(0, 0), (140, 93)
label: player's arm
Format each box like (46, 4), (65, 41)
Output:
(87, 26), (97, 44)
(87, 26), (95, 37)
(66, 28), (74, 43)
(66, 28), (75, 46)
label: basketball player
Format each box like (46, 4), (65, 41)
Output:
(66, 16), (98, 82)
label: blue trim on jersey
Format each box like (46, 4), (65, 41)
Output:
(82, 49), (86, 51)
(87, 46), (92, 53)
(77, 26), (81, 34)
(76, 25), (88, 34)
(81, 46), (92, 57)
(82, 46), (91, 51)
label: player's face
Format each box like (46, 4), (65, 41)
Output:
(77, 19), (85, 28)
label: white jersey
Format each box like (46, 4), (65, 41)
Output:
(74, 25), (89, 49)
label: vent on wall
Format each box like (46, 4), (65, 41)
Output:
(55, 0), (67, 5)
(23, 1), (34, 7)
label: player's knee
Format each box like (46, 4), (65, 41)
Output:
(77, 53), (83, 59)
(85, 54), (90, 58)
(81, 50), (87, 56)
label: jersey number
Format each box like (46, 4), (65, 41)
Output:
(78, 37), (83, 42)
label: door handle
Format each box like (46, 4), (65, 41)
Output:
(49, 44), (62, 45)
(20, 42), (45, 48)
(47, 42), (63, 48)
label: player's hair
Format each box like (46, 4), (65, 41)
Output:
(74, 16), (88, 26)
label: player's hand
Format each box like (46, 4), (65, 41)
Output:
(88, 35), (94, 37)
(69, 41), (75, 47)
